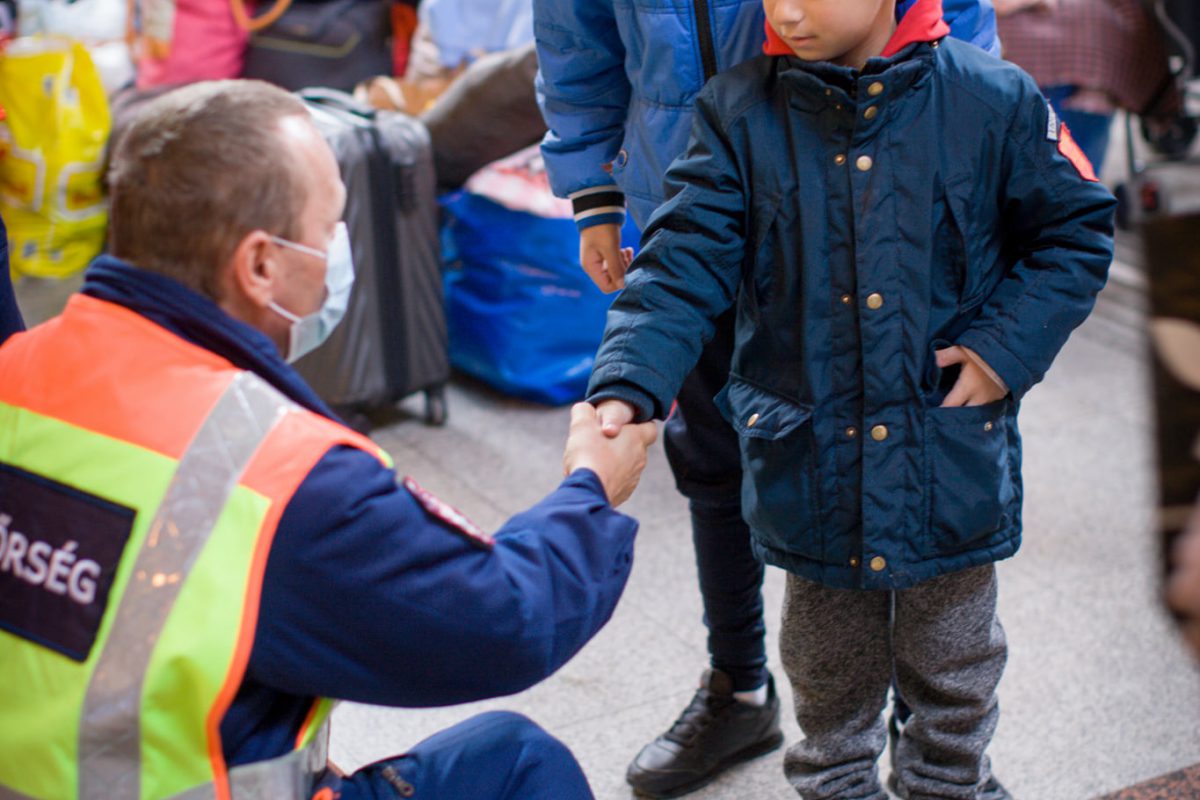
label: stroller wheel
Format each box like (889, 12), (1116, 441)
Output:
(1141, 113), (1199, 160)
(1114, 183), (1132, 230)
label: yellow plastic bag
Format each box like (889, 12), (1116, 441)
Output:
(0, 37), (111, 278)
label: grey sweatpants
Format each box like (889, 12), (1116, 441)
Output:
(780, 564), (1007, 800)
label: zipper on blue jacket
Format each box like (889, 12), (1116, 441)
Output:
(692, 0), (718, 82)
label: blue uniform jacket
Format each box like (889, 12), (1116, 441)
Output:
(81, 257), (639, 767)
(586, 32), (1115, 590)
(534, 0), (999, 230)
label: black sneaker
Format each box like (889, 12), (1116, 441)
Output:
(626, 668), (784, 798)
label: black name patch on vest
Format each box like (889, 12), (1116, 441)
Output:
(0, 463), (136, 662)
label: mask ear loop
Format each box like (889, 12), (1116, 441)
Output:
(269, 236), (327, 261)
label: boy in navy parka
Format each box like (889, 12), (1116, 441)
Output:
(585, 0), (1116, 796)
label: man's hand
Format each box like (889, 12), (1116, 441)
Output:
(937, 346), (1008, 407)
(1168, 502), (1200, 658)
(563, 402), (657, 507)
(580, 223), (634, 294)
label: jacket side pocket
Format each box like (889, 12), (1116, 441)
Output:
(925, 398), (1014, 553)
(715, 377), (822, 559)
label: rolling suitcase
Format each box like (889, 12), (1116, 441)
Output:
(295, 88), (449, 426)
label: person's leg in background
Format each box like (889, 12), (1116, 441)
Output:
(625, 308), (783, 798)
(326, 711), (593, 800)
(0, 215), (25, 345)
(1043, 85), (1115, 177)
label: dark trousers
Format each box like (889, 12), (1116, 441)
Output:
(329, 711), (593, 800)
(663, 309), (768, 692)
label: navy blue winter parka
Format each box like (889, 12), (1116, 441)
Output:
(587, 10), (1115, 590)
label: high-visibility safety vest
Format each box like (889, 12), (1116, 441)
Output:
(0, 294), (389, 800)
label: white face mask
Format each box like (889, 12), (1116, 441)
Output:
(267, 221), (354, 363)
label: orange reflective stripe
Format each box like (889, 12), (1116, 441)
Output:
(294, 701), (324, 751)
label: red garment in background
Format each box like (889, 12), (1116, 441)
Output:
(392, 3), (419, 77)
(997, 0), (1177, 115)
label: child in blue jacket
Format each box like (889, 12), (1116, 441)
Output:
(585, 0), (1116, 796)
(535, 2), (998, 795)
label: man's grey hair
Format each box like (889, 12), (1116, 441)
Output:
(107, 80), (312, 300)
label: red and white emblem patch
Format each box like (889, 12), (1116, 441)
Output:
(1057, 122), (1098, 182)
(402, 476), (494, 550)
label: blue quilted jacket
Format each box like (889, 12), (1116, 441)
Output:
(534, 0), (999, 230)
(586, 30), (1116, 589)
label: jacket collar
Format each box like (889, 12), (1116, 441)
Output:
(763, 0), (950, 58)
(82, 254), (341, 421)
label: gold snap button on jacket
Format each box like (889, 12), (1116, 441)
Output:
(866, 292), (883, 309)
(871, 424), (889, 442)
(867, 81), (884, 96)
(856, 155), (873, 172)
(984, 421), (994, 432)
(864, 106), (878, 120)
(849, 557), (860, 567)
(870, 556), (887, 572)
(840, 293), (852, 304)
(747, 413), (760, 428)
(834, 153), (847, 165)
(846, 426), (858, 439)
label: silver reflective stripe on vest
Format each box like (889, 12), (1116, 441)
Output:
(78, 372), (295, 800)
(172, 722), (330, 800)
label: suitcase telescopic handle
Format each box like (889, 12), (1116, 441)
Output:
(298, 88), (378, 121)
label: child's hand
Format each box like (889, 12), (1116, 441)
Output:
(936, 346), (1007, 407)
(595, 399), (636, 437)
(579, 223), (634, 294)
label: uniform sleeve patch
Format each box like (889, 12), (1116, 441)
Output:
(0, 464), (136, 662)
(1057, 121), (1099, 182)
(402, 476), (494, 550)
(1045, 101), (1060, 142)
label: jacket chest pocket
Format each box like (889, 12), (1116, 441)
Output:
(715, 377), (822, 559)
(744, 192), (783, 308)
(924, 399), (1015, 553)
(941, 177), (998, 312)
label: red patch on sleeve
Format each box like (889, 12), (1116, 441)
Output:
(402, 476), (494, 550)
(1057, 122), (1098, 182)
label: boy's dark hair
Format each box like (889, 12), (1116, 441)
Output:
(107, 80), (310, 300)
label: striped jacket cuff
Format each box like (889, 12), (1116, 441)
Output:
(570, 185), (626, 230)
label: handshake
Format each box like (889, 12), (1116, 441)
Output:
(562, 400), (656, 507)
